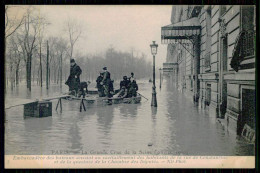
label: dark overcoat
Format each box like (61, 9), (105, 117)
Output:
(65, 63), (82, 91)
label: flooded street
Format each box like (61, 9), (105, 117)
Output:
(5, 78), (254, 156)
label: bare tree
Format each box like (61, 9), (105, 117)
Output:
(20, 7), (40, 91)
(5, 6), (25, 92)
(36, 16), (49, 87)
(55, 38), (68, 88)
(10, 35), (23, 86)
(5, 6), (25, 39)
(65, 19), (82, 60)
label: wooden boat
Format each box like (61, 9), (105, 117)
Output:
(87, 89), (120, 95)
(110, 95), (141, 104)
(65, 93), (141, 108)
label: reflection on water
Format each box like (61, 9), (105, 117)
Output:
(5, 81), (254, 156)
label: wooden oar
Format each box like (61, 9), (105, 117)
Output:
(137, 92), (148, 100)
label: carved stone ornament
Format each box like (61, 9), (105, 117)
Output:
(219, 18), (227, 38)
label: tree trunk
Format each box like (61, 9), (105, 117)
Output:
(49, 68), (51, 85)
(46, 41), (49, 89)
(16, 67), (19, 86)
(40, 45), (42, 87)
(26, 53), (32, 91)
(60, 54), (62, 88)
(10, 64), (14, 90)
(32, 63), (35, 84)
(4, 38), (7, 95)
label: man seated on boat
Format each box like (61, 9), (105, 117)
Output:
(127, 80), (138, 97)
(117, 76), (130, 98)
(96, 72), (105, 97)
(65, 59), (82, 96)
(117, 86), (128, 98)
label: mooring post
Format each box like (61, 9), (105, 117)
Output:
(55, 99), (60, 111)
(80, 99), (82, 112)
(82, 99), (86, 111)
(55, 98), (62, 113)
(60, 98), (62, 113)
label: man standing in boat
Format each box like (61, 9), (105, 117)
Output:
(129, 72), (135, 82)
(65, 59), (82, 96)
(96, 72), (105, 97)
(100, 67), (111, 98)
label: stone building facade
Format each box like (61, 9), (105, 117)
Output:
(161, 5), (256, 138)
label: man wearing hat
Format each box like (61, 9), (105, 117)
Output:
(100, 67), (111, 98)
(65, 59), (82, 96)
(129, 72), (136, 83)
(96, 72), (105, 97)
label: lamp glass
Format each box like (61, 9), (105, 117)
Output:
(151, 47), (157, 55)
(150, 41), (158, 56)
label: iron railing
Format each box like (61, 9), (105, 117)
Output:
(241, 30), (255, 58)
(230, 29), (255, 71)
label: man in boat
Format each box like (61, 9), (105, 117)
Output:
(100, 67), (112, 98)
(127, 80), (138, 97)
(78, 81), (91, 98)
(129, 72), (135, 83)
(96, 72), (105, 97)
(108, 80), (115, 97)
(115, 76), (130, 98)
(65, 59), (82, 96)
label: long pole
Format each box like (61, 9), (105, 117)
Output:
(151, 55), (157, 107)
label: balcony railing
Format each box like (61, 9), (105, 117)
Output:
(204, 52), (211, 71)
(230, 29), (255, 72)
(241, 30), (255, 58)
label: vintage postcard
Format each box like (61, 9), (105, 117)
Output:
(4, 5), (255, 168)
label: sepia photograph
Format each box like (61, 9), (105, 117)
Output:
(4, 5), (256, 168)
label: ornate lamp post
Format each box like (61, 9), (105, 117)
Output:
(150, 41), (158, 107)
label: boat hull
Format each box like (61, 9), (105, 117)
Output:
(65, 95), (141, 107)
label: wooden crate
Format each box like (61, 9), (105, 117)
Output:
(24, 101), (52, 117)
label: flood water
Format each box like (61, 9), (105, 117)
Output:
(5, 78), (254, 156)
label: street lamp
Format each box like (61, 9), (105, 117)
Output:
(150, 41), (158, 107)
(159, 68), (162, 89)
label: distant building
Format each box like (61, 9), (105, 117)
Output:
(161, 5), (256, 138)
